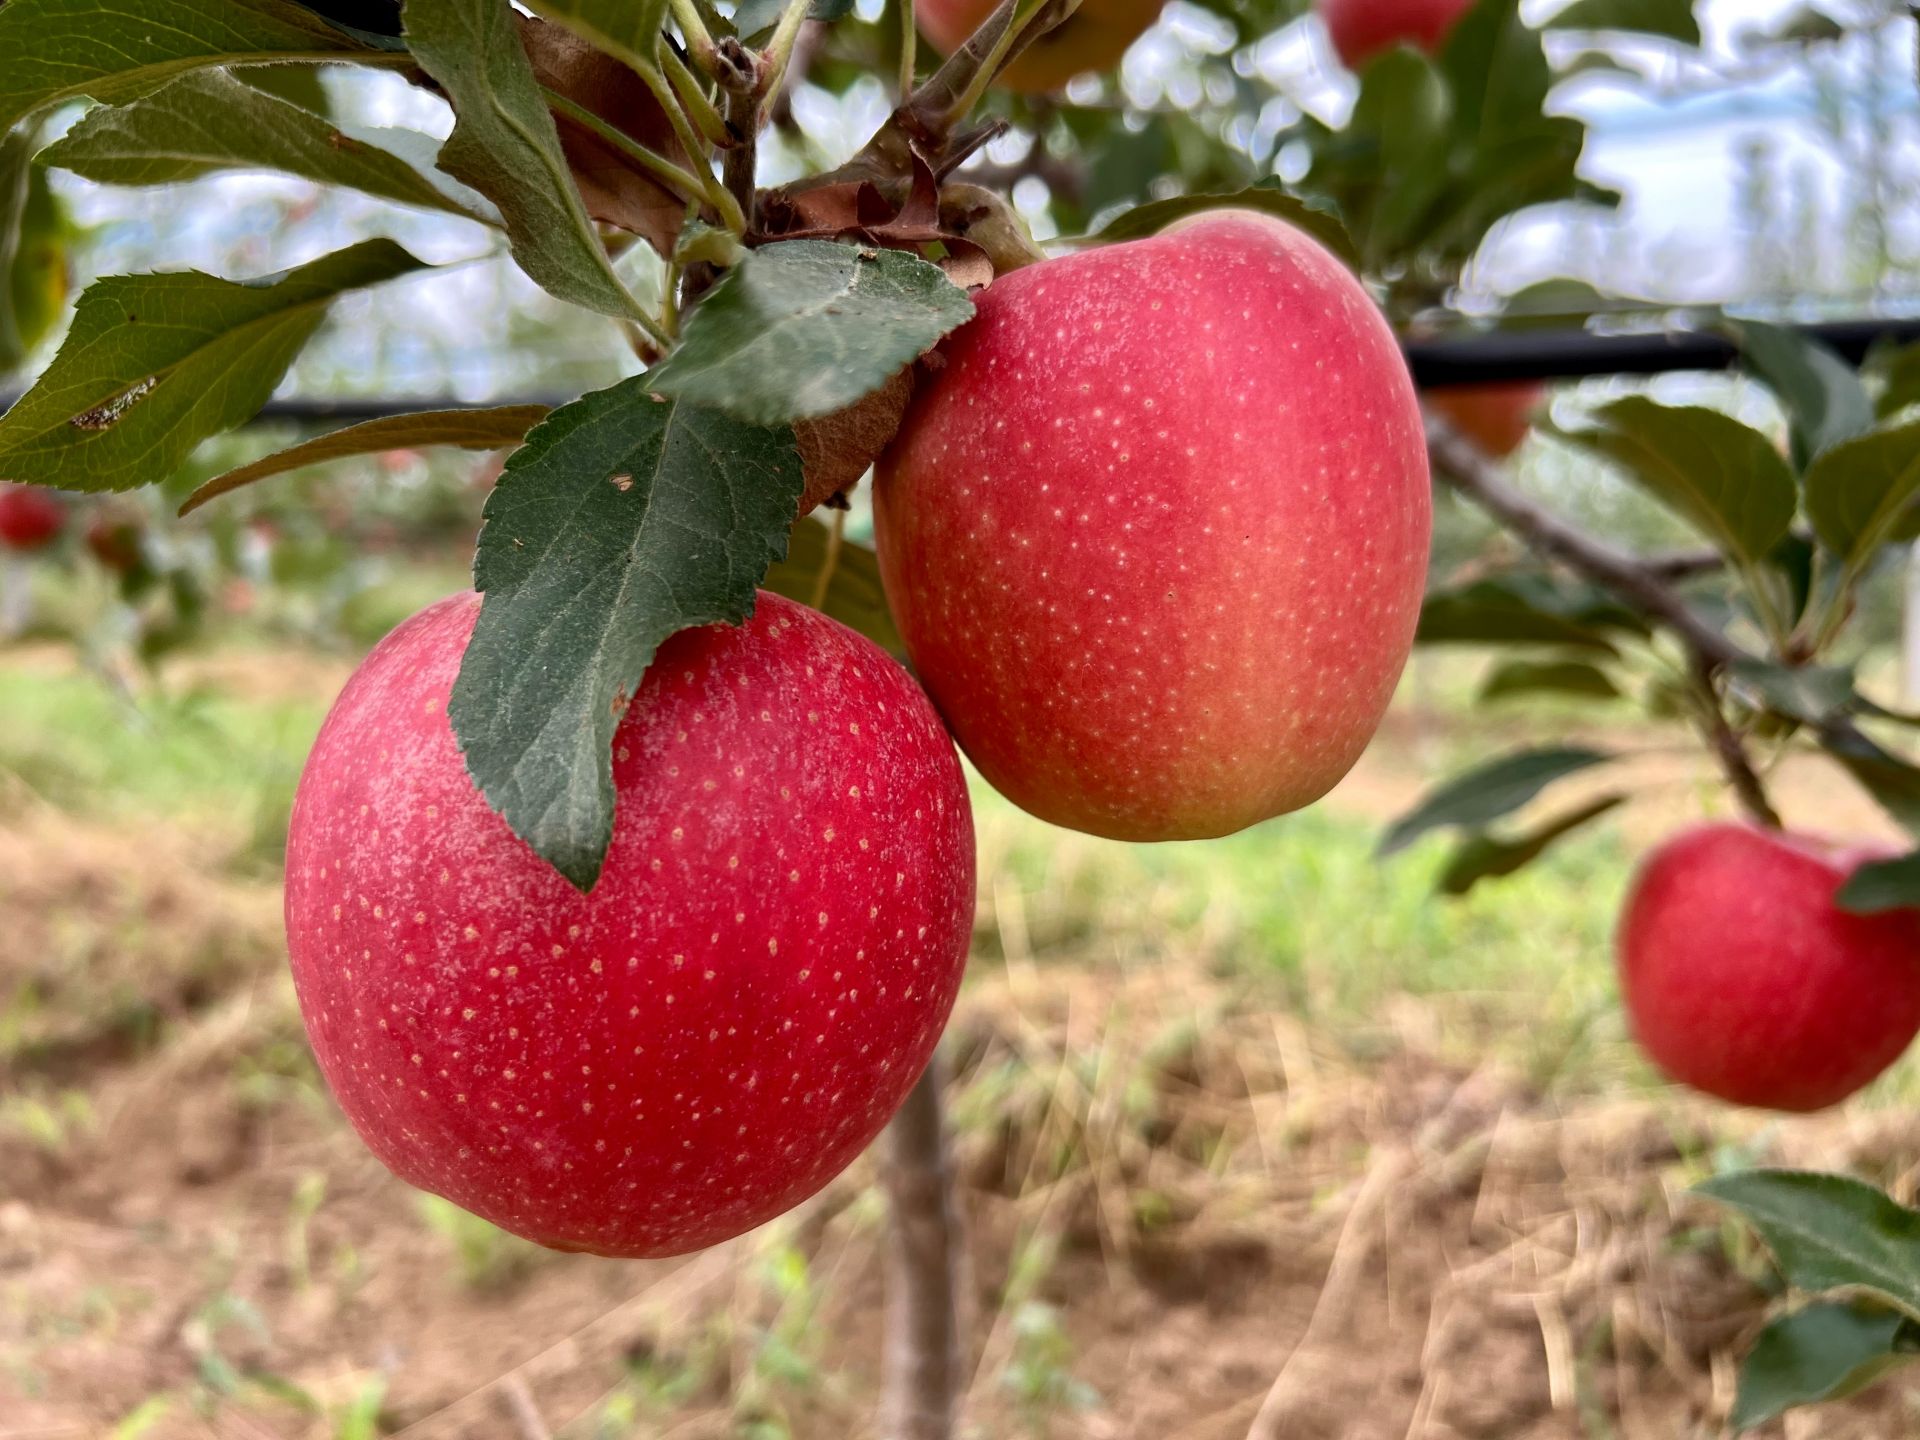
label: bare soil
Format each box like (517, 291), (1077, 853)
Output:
(4, 691), (1919, 1439)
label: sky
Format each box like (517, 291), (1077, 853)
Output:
(38, 0), (1919, 403)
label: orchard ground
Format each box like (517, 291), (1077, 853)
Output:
(5, 575), (1920, 1440)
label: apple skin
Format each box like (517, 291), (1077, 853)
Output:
(1318, 0), (1475, 70)
(284, 590), (976, 1257)
(1618, 822), (1920, 1112)
(1427, 381), (1545, 460)
(917, 0), (1165, 93)
(874, 211), (1431, 841)
(0, 484), (64, 551)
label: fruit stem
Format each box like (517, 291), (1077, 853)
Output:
(668, 0), (721, 75)
(632, 60), (749, 234)
(811, 506), (846, 611)
(899, 0), (919, 102)
(662, 43), (731, 150)
(760, 0), (817, 100)
(879, 1052), (965, 1440)
(1692, 658), (1785, 830)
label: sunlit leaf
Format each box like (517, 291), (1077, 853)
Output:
(39, 69), (486, 221)
(0, 240), (426, 493)
(0, 0), (403, 137)
(521, 0), (670, 71)
(1479, 657), (1622, 703)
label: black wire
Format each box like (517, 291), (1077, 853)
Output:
(9, 316), (1920, 423)
(1407, 317), (1920, 388)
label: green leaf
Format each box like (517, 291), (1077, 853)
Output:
(0, 127), (41, 374)
(521, 0), (669, 71)
(731, 0), (853, 40)
(241, 61), (335, 116)
(1081, 181), (1358, 267)
(1347, 50), (1453, 262)
(1726, 658), (1859, 726)
(1723, 319), (1873, 470)
(0, 239), (425, 494)
(1837, 851), (1920, 916)
(4, 160), (69, 372)
(1440, 0), (1550, 149)
(1546, 0), (1701, 45)
(1823, 727), (1920, 838)
(1437, 793), (1624, 895)
(1803, 419), (1920, 571)
(38, 70), (485, 221)
(0, 0), (403, 138)
(1495, 277), (1621, 327)
(1380, 745), (1615, 856)
(178, 405), (549, 513)
(448, 378), (804, 890)
(762, 516), (902, 656)
(647, 241), (972, 426)
(1479, 657), (1622, 703)
(404, 0), (647, 322)
(1555, 397), (1799, 570)
(1417, 574), (1647, 652)
(1874, 340), (1920, 420)
(1697, 1171), (1920, 1321)
(1730, 1302), (1917, 1432)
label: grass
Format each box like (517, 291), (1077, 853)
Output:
(973, 786), (1640, 1095)
(0, 661), (324, 843)
(8, 635), (1914, 1112)
(14, 635), (1920, 1440)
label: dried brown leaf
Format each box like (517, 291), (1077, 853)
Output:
(793, 367), (916, 515)
(517, 16), (687, 256)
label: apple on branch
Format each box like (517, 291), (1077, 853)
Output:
(284, 591), (977, 1257)
(0, 484), (65, 551)
(1619, 822), (1920, 1112)
(875, 211), (1432, 842)
(916, 0), (1167, 92)
(1427, 381), (1546, 460)
(1317, 0), (1475, 70)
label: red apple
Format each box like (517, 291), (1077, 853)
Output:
(0, 484), (64, 551)
(1427, 381), (1545, 460)
(917, 0), (1165, 93)
(1618, 822), (1920, 1112)
(874, 211), (1431, 841)
(1318, 0), (1475, 70)
(85, 510), (145, 575)
(284, 591), (976, 1257)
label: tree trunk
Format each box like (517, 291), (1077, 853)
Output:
(878, 1049), (964, 1440)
